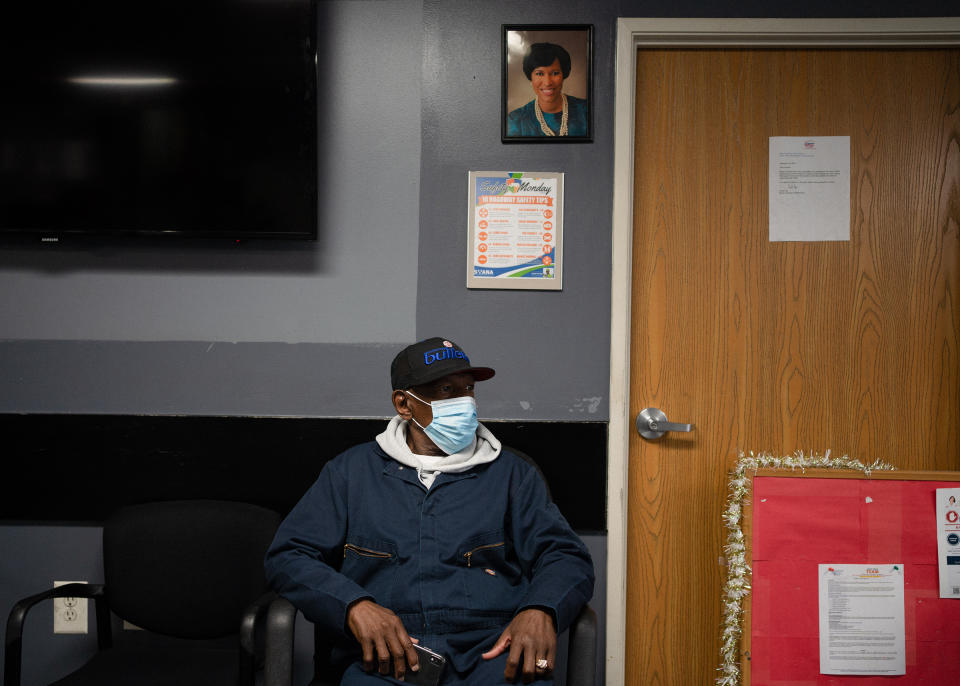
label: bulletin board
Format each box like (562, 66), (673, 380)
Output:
(742, 469), (960, 685)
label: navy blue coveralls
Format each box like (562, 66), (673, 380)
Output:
(264, 442), (595, 683)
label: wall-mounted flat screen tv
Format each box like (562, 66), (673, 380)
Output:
(0, 1), (317, 241)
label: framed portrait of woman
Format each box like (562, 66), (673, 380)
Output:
(502, 24), (593, 143)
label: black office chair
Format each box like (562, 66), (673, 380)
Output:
(263, 447), (598, 686)
(5, 500), (281, 686)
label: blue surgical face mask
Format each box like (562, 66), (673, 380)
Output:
(405, 391), (478, 455)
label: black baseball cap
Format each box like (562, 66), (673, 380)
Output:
(391, 337), (495, 390)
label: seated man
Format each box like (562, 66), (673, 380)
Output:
(264, 337), (594, 685)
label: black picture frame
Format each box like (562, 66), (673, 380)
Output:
(502, 24), (593, 143)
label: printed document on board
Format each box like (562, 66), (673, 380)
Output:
(769, 136), (850, 242)
(936, 488), (960, 598)
(818, 563), (905, 675)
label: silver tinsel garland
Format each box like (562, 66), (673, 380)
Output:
(715, 450), (896, 686)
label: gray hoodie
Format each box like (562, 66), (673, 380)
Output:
(375, 415), (501, 488)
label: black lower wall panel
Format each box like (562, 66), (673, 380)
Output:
(2, 415), (606, 532)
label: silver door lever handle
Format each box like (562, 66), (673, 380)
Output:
(636, 407), (694, 440)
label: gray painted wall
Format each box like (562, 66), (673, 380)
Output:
(416, 1), (615, 421)
(0, 0), (423, 418)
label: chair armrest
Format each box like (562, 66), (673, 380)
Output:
(264, 596), (298, 686)
(240, 590), (276, 656)
(4, 583), (108, 686)
(565, 604), (597, 686)
(237, 590), (277, 685)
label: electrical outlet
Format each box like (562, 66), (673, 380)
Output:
(53, 581), (88, 634)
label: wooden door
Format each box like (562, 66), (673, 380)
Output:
(626, 48), (960, 684)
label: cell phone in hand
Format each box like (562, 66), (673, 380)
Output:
(402, 643), (446, 686)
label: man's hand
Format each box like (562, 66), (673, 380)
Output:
(481, 608), (556, 683)
(346, 599), (419, 680)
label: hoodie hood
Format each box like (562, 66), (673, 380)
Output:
(376, 415), (501, 488)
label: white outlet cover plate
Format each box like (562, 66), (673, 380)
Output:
(53, 581), (88, 634)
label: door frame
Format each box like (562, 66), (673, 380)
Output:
(607, 17), (960, 686)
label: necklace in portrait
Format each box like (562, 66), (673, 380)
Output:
(535, 93), (568, 136)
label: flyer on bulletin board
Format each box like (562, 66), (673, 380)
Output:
(467, 171), (563, 290)
(936, 488), (960, 598)
(817, 563), (906, 675)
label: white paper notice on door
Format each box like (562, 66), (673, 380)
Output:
(769, 136), (850, 242)
(818, 564), (905, 675)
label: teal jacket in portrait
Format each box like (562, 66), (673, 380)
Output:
(506, 95), (588, 137)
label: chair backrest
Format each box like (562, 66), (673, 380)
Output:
(103, 499), (280, 639)
(505, 446), (553, 501)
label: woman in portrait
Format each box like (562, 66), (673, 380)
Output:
(507, 42), (588, 137)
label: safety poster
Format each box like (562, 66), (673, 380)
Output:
(466, 171), (563, 290)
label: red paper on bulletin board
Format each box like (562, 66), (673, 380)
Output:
(745, 471), (960, 685)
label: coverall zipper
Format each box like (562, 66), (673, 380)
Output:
(343, 543), (393, 559)
(463, 541), (504, 567)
